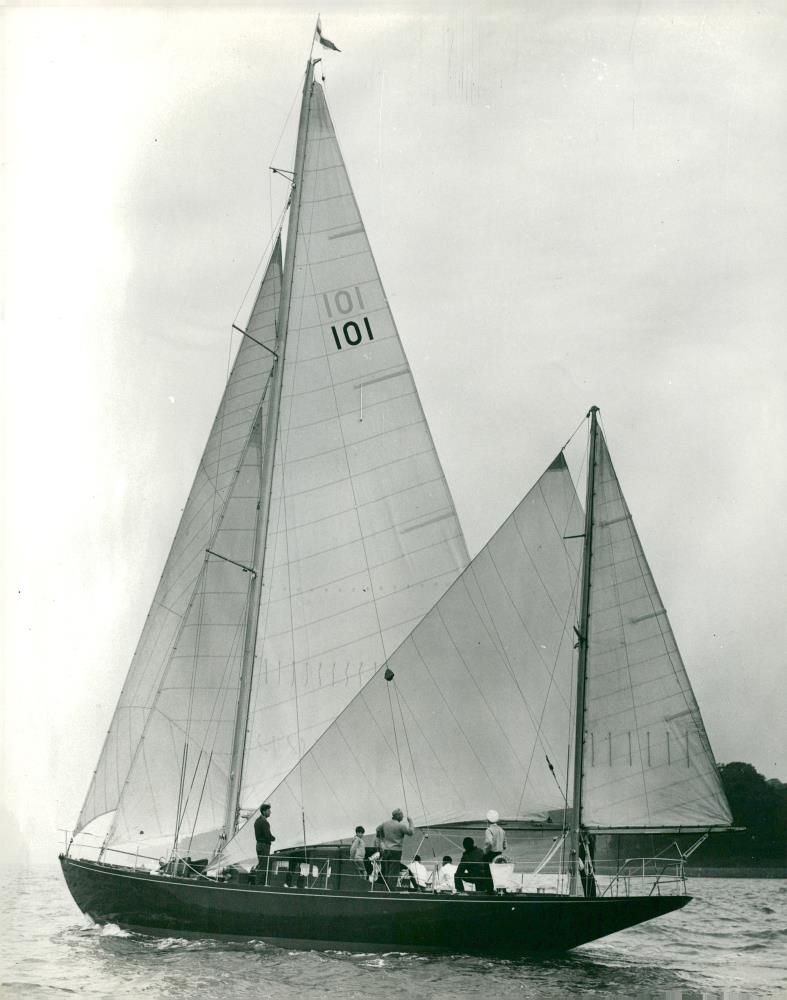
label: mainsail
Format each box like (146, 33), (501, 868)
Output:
(220, 453), (584, 863)
(579, 430), (732, 829)
(235, 82), (469, 814)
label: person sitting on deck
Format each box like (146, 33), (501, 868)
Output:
(407, 854), (432, 890)
(434, 855), (457, 893)
(455, 837), (493, 894)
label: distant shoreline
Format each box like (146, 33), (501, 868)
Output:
(688, 867), (786, 879)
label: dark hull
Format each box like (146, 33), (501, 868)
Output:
(60, 855), (690, 955)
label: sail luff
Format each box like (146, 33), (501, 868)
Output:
(223, 62), (315, 840)
(569, 406), (599, 895)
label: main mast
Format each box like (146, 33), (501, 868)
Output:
(569, 405), (600, 895)
(221, 59), (316, 845)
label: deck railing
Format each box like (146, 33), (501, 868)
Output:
(65, 846), (688, 897)
(596, 856), (687, 897)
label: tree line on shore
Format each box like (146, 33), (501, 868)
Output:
(694, 761), (787, 865)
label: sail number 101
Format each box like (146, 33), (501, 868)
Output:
(323, 287), (374, 351)
(331, 317), (374, 351)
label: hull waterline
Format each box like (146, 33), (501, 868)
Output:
(60, 856), (690, 955)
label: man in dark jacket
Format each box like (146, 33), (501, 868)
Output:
(254, 803), (275, 884)
(455, 837), (493, 893)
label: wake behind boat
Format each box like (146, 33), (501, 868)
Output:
(60, 25), (732, 955)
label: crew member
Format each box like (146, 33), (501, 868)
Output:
(375, 808), (413, 887)
(254, 803), (275, 884)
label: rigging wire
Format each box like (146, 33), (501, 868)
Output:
(267, 67), (307, 236)
(385, 676), (409, 818)
(173, 558), (211, 857)
(175, 747), (205, 850)
(293, 658), (309, 852)
(392, 683), (434, 853)
(560, 413), (589, 455)
(544, 754), (564, 797)
(184, 749), (213, 856)
(232, 207), (288, 331)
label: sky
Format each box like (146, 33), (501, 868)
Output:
(2, 1), (785, 864)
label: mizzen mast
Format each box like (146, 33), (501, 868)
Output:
(569, 405), (599, 895)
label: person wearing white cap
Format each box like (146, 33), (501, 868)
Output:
(483, 809), (506, 864)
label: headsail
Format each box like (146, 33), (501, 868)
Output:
(106, 412), (265, 852)
(220, 453), (583, 864)
(236, 81), (469, 814)
(74, 239), (282, 844)
(580, 430), (732, 829)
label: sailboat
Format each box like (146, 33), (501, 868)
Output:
(60, 33), (733, 955)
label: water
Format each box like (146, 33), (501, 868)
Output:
(1, 864), (784, 999)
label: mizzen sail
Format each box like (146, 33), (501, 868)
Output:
(579, 431), (732, 829)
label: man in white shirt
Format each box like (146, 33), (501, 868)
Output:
(483, 809), (507, 860)
(434, 855), (458, 893)
(483, 809), (507, 893)
(407, 854), (432, 890)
